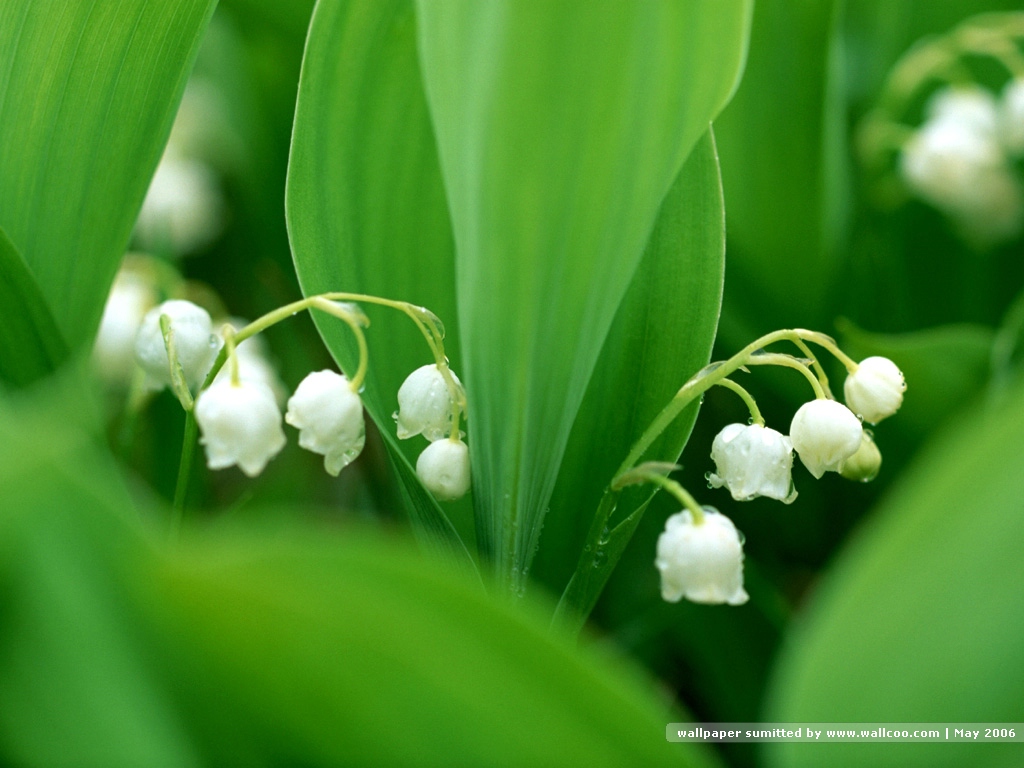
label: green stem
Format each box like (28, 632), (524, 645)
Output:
(744, 353), (826, 399)
(715, 378), (764, 425)
(170, 410), (198, 540)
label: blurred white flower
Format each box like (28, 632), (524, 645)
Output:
(285, 370), (366, 476)
(708, 423), (796, 503)
(135, 154), (224, 256)
(135, 300), (220, 392)
(395, 364), (463, 441)
(789, 399), (863, 479)
(999, 77), (1024, 155)
(843, 356), (906, 424)
(655, 508), (748, 606)
(416, 438), (471, 501)
(195, 378), (286, 477)
(900, 86), (1023, 244)
(92, 261), (157, 385)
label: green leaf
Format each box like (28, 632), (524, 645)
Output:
(534, 131), (725, 615)
(712, 0), (848, 339)
(0, 0), (217, 350)
(0, 373), (717, 767)
(286, 0), (474, 569)
(0, 227), (69, 388)
(764, 378), (1024, 768)
(416, 0), (751, 591)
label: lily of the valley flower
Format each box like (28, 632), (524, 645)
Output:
(285, 370), (366, 476)
(839, 431), (883, 483)
(843, 356), (906, 424)
(416, 438), (471, 501)
(395, 363), (463, 441)
(900, 86), (1023, 243)
(789, 399), (863, 479)
(135, 299), (220, 392)
(708, 423), (796, 503)
(93, 262), (157, 385)
(655, 508), (748, 606)
(194, 378), (286, 477)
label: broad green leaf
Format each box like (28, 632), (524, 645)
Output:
(0, 0), (217, 350)
(0, 228), (68, 388)
(416, 0), (751, 592)
(713, 0), (848, 339)
(286, 0), (474, 569)
(764, 377), (1024, 768)
(534, 132), (725, 614)
(0, 374), (717, 767)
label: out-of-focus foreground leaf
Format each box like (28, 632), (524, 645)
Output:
(287, 0), (473, 568)
(764, 376), (1024, 768)
(0, 0), (216, 350)
(416, 0), (751, 592)
(0, 228), (68, 388)
(0, 371), (718, 767)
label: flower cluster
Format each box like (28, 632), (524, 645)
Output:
(654, 347), (906, 608)
(106, 287), (471, 501)
(899, 84), (1024, 243)
(394, 364), (471, 501)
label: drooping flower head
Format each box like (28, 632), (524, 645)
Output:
(134, 299), (220, 392)
(395, 364), (463, 441)
(285, 370), (366, 476)
(789, 399), (863, 479)
(416, 438), (471, 501)
(655, 508), (748, 606)
(92, 261), (157, 385)
(843, 356), (906, 424)
(708, 423), (796, 503)
(194, 378), (286, 477)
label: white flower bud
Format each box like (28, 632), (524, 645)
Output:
(416, 438), (471, 501)
(708, 423), (796, 503)
(194, 378), (286, 477)
(843, 356), (906, 424)
(92, 265), (157, 385)
(999, 78), (1024, 155)
(285, 370), (366, 476)
(135, 300), (220, 392)
(135, 154), (224, 256)
(789, 399), (863, 479)
(655, 508), (748, 606)
(395, 364), (463, 441)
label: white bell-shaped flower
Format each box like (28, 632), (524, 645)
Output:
(900, 87), (1024, 243)
(843, 356), (906, 424)
(416, 438), (471, 501)
(999, 78), (1024, 155)
(395, 364), (463, 441)
(285, 370), (365, 476)
(134, 154), (224, 256)
(213, 319), (286, 406)
(789, 399), (863, 479)
(194, 378), (286, 477)
(135, 300), (220, 392)
(708, 423), (796, 503)
(92, 264), (157, 385)
(655, 507), (748, 606)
